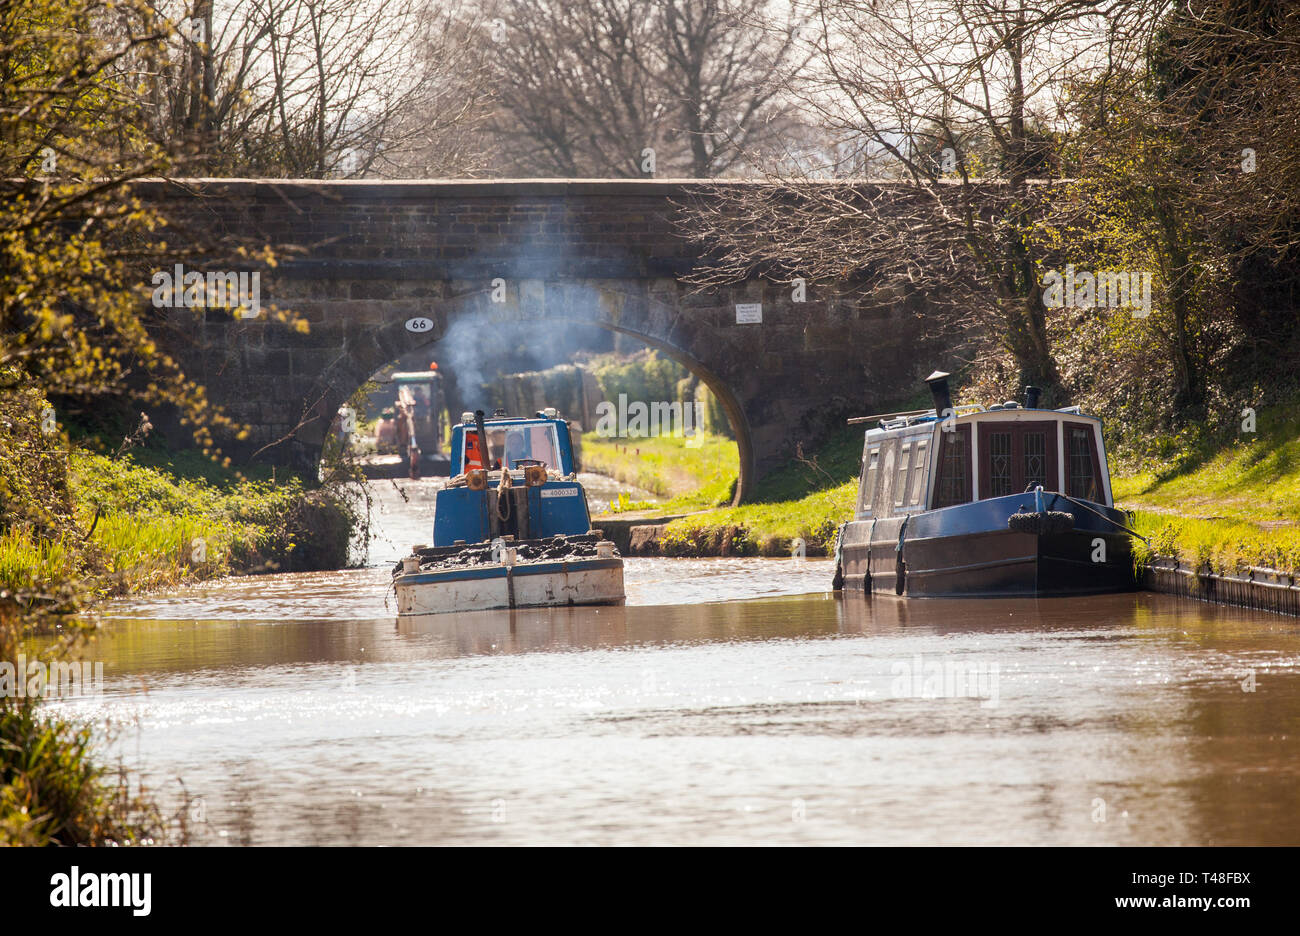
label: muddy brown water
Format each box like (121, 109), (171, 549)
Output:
(54, 480), (1300, 845)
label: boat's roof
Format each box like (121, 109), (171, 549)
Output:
(452, 415), (565, 430)
(864, 404), (1101, 437)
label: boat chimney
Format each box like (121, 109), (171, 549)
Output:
(924, 370), (953, 416)
(474, 409), (492, 469)
(1024, 385), (1042, 409)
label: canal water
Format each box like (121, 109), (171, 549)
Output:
(64, 480), (1300, 845)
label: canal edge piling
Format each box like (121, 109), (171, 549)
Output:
(1143, 556), (1300, 617)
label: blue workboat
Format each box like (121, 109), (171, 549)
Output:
(833, 372), (1139, 598)
(392, 409), (624, 615)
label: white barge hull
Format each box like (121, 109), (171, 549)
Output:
(394, 557), (625, 616)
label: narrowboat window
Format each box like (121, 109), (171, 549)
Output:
(857, 445), (880, 514)
(1023, 430), (1048, 489)
(894, 441), (912, 508)
(979, 421), (1060, 498)
(988, 430), (1013, 497)
(934, 425), (971, 508)
(909, 439), (929, 505)
(1068, 426), (1099, 501)
(879, 443), (897, 511)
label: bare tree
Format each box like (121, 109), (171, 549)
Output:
(381, 4), (496, 177)
(1032, 0), (1300, 427)
(134, 0), (491, 177)
(680, 0), (1156, 393)
(473, 0), (811, 177)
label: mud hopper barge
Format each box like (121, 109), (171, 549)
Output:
(392, 409), (624, 615)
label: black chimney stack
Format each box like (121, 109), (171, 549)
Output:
(1024, 385), (1042, 409)
(474, 409), (492, 469)
(925, 370), (953, 416)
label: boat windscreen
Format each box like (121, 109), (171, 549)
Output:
(461, 422), (565, 472)
(500, 424), (562, 471)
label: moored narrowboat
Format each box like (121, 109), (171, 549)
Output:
(392, 408), (624, 615)
(833, 372), (1138, 598)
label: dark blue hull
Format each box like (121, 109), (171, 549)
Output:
(838, 493), (1137, 598)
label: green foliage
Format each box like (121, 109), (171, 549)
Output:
(609, 492), (657, 514)
(582, 431), (738, 508)
(1114, 402), (1300, 575)
(589, 349), (687, 408)
(0, 702), (164, 846)
(659, 481), (855, 557)
(0, 375), (74, 538)
(1130, 513), (1300, 578)
(66, 450), (356, 588)
(0, 531), (76, 595)
(584, 350), (732, 438)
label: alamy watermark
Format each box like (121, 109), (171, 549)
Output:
(594, 394), (706, 447)
(151, 263), (261, 318)
(1042, 265), (1152, 318)
(49, 866), (150, 916)
(1, 655), (104, 699)
(890, 654), (1000, 709)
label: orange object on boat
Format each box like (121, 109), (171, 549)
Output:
(465, 429), (484, 470)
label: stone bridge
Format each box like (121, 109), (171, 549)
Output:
(137, 178), (949, 503)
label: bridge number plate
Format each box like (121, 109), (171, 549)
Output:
(405, 317), (435, 333)
(735, 303), (762, 324)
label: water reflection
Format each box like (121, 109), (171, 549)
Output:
(74, 470), (1300, 847)
(78, 565), (1300, 846)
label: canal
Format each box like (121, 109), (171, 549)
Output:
(64, 479), (1300, 845)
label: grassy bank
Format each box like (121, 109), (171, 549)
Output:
(1, 390), (358, 845)
(0, 449), (356, 605)
(587, 424), (863, 557)
(0, 702), (166, 846)
(581, 431), (738, 511)
(72, 450), (355, 592)
(1113, 406), (1300, 575)
(657, 426), (862, 557)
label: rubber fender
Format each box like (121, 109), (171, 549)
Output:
(1007, 510), (1075, 535)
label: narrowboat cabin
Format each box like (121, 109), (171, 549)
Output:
(834, 372), (1137, 598)
(392, 409), (624, 616)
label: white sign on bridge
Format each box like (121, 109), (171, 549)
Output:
(735, 303), (762, 324)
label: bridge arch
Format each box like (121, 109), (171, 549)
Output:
(139, 178), (946, 502)
(323, 283), (755, 504)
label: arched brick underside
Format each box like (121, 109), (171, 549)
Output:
(137, 178), (953, 504)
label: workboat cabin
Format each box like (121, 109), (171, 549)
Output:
(392, 409), (624, 616)
(434, 409), (590, 546)
(835, 372), (1136, 598)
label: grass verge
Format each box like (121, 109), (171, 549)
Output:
(581, 432), (738, 511)
(1113, 405), (1300, 574)
(1, 388), (360, 845)
(584, 423), (863, 557)
(657, 426), (862, 556)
